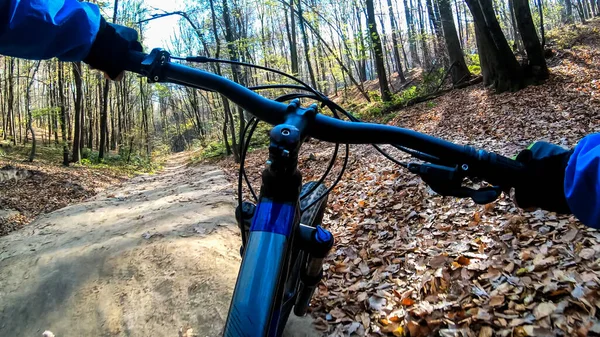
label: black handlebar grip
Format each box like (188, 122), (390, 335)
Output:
(463, 146), (526, 188)
(124, 50), (147, 74)
(481, 151), (525, 172)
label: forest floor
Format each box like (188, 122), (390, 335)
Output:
(0, 152), (319, 337)
(1, 20), (599, 337)
(0, 155), (128, 236)
(220, 22), (600, 336)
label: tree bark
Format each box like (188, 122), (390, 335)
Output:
(437, 0), (471, 84)
(575, 0), (587, 23)
(387, 0), (407, 81)
(508, 0), (525, 52)
(417, 0), (431, 68)
(512, 0), (549, 80)
(26, 61), (41, 162)
(58, 63), (69, 166)
(366, 0), (392, 102)
(286, 0), (299, 74)
(7, 58), (15, 145)
(466, 0), (523, 92)
(355, 4), (368, 82)
(219, 0), (242, 163)
(454, 0), (464, 47)
(297, 0), (318, 89)
(72, 62), (83, 162)
(404, 0), (420, 66)
(538, 0), (545, 48)
(99, 0), (119, 160)
(565, 0), (574, 23)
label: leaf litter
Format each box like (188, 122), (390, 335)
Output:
(219, 23), (600, 337)
(0, 160), (126, 236)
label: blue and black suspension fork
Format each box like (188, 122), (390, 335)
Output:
(226, 101), (333, 336)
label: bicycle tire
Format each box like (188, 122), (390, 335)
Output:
(275, 181), (328, 336)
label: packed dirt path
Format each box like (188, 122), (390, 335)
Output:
(0, 153), (318, 337)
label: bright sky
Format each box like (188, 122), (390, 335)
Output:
(140, 0), (186, 51)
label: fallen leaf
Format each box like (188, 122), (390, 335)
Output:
(358, 261), (370, 275)
(330, 307), (346, 319)
(369, 295), (387, 311)
(561, 229), (578, 242)
(401, 297), (415, 306)
(347, 322), (361, 334)
(533, 302), (557, 320)
(476, 308), (491, 321)
(571, 284), (585, 299)
(393, 326), (404, 337)
(456, 256), (470, 266)
(489, 295), (505, 307)
(514, 325), (555, 337)
(429, 254), (448, 268)
(479, 326), (493, 337)
(579, 248), (595, 260)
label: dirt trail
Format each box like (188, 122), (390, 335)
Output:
(0, 153), (318, 337)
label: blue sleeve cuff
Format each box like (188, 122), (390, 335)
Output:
(0, 0), (101, 61)
(564, 133), (600, 228)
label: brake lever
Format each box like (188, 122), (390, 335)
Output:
(407, 163), (502, 204)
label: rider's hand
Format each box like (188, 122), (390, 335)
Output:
(512, 141), (573, 214)
(83, 18), (142, 80)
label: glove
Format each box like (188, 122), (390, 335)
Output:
(513, 141), (574, 214)
(83, 17), (143, 80)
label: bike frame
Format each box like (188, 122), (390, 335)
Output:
(124, 48), (526, 337)
(224, 110), (333, 336)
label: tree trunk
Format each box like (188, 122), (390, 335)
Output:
(26, 61), (41, 162)
(437, 0), (471, 84)
(7, 58), (15, 145)
(584, 0), (592, 17)
(355, 5), (368, 82)
(404, 0), (420, 66)
(208, 0), (238, 161)
(99, 0), (119, 159)
(72, 62), (84, 162)
(58, 63), (69, 166)
(417, 0), (431, 68)
(454, 0), (464, 47)
(297, 0), (318, 89)
(590, 0), (597, 16)
(217, 0), (241, 163)
(508, 0), (525, 52)
(565, 0), (574, 23)
(575, 0), (587, 22)
(466, 0), (523, 92)
(287, 0), (299, 74)
(296, 8), (371, 101)
(366, 0), (392, 102)
(387, 0), (406, 81)
(426, 0), (444, 61)
(512, 0), (549, 80)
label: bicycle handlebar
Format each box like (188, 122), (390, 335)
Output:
(125, 50), (525, 190)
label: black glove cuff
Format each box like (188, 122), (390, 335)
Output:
(83, 17), (142, 79)
(515, 147), (573, 214)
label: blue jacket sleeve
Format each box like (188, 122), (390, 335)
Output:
(565, 133), (600, 228)
(0, 0), (101, 61)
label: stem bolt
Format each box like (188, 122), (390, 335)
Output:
(281, 128), (291, 136)
(461, 164), (469, 171)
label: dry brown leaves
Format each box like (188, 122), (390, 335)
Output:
(0, 160), (126, 236)
(219, 23), (600, 337)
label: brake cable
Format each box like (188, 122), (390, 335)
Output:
(178, 55), (413, 213)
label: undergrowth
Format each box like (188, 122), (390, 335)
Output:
(0, 142), (162, 175)
(190, 122), (272, 162)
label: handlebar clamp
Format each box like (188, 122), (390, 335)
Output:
(140, 48), (171, 83)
